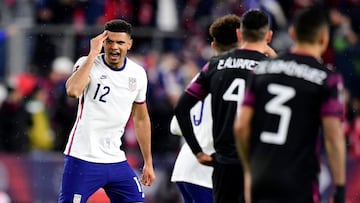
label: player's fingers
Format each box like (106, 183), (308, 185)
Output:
(141, 174), (150, 186)
(100, 31), (108, 39)
(94, 31), (108, 41)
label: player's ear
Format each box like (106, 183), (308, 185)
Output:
(318, 27), (330, 52)
(211, 41), (216, 49)
(288, 25), (296, 41)
(128, 38), (133, 50)
(236, 28), (242, 43)
(266, 30), (273, 43)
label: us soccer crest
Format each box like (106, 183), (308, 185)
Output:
(128, 77), (137, 91)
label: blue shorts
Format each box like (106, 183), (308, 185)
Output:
(176, 182), (213, 203)
(58, 155), (145, 203)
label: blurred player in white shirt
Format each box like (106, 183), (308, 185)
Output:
(58, 19), (155, 203)
(170, 14), (241, 203)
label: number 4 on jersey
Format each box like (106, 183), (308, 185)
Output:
(222, 78), (246, 114)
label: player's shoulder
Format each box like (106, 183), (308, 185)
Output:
(324, 63), (339, 73)
(74, 55), (88, 66)
(274, 52), (331, 70)
(257, 53), (342, 84)
(126, 57), (145, 70)
(125, 57), (148, 77)
(74, 54), (103, 66)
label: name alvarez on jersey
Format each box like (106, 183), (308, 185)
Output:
(217, 57), (258, 70)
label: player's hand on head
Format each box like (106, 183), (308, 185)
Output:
(140, 164), (156, 186)
(196, 152), (214, 166)
(89, 31), (108, 56)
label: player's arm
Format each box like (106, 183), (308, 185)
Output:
(170, 72), (203, 137)
(234, 106), (254, 172)
(66, 31), (108, 98)
(322, 117), (346, 203)
(174, 92), (213, 166)
(234, 106), (254, 203)
(132, 102), (156, 186)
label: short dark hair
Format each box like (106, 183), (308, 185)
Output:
(240, 9), (270, 42)
(104, 19), (132, 36)
(292, 6), (328, 43)
(209, 14), (240, 51)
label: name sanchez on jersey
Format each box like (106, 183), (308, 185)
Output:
(255, 60), (327, 85)
(217, 57), (258, 70)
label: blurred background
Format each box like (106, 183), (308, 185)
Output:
(0, 0), (360, 202)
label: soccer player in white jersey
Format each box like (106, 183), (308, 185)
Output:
(170, 14), (241, 203)
(58, 19), (155, 203)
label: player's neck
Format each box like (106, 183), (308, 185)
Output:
(290, 43), (322, 60)
(240, 41), (268, 53)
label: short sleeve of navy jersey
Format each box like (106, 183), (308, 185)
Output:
(185, 63), (210, 100)
(320, 72), (345, 120)
(242, 70), (256, 107)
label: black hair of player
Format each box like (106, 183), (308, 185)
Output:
(209, 14), (240, 51)
(104, 19), (132, 37)
(240, 9), (270, 42)
(292, 5), (329, 43)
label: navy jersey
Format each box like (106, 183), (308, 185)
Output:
(243, 53), (344, 200)
(186, 49), (268, 164)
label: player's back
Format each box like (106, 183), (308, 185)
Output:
(247, 52), (343, 200)
(206, 49), (267, 164)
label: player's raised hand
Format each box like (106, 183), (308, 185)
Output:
(140, 164), (156, 186)
(89, 31), (108, 56)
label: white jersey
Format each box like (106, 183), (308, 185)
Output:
(170, 95), (214, 188)
(64, 54), (148, 163)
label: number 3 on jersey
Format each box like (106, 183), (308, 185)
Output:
(260, 84), (295, 145)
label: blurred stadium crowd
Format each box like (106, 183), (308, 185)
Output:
(1, 0), (360, 202)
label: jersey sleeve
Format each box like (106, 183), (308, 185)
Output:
(185, 63), (210, 100)
(174, 62), (211, 155)
(134, 69), (148, 103)
(242, 71), (256, 107)
(320, 72), (345, 120)
(73, 56), (87, 73)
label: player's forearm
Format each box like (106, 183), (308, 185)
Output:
(234, 121), (251, 171)
(134, 116), (153, 165)
(66, 53), (96, 98)
(234, 107), (253, 171)
(325, 137), (346, 185)
(323, 118), (346, 185)
(325, 133), (346, 203)
(174, 93), (203, 155)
